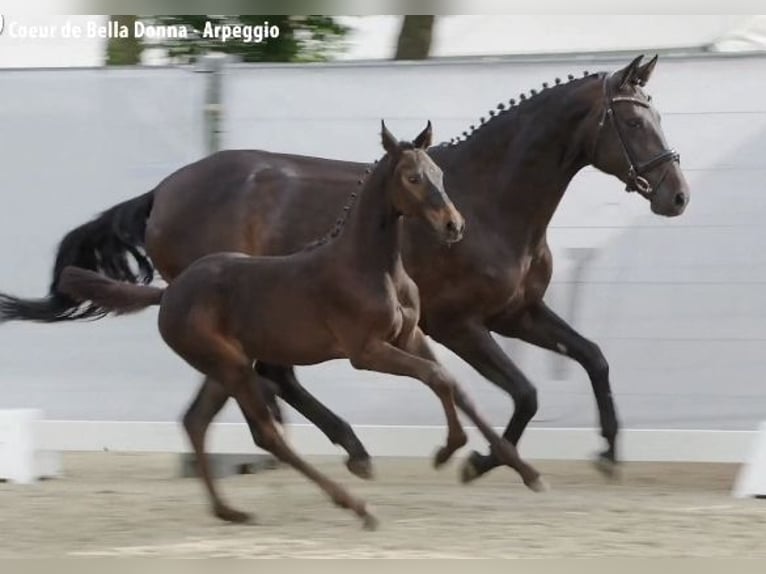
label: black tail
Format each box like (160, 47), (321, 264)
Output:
(0, 190), (155, 322)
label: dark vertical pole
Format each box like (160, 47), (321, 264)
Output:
(202, 53), (227, 155)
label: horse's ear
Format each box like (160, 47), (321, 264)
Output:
(381, 120), (398, 155)
(635, 54), (658, 87)
(617, 55), (644, 90)
(413, 120), (433, 150)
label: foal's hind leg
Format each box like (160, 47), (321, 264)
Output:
(234, 370), (377, 530)
(182, 377), (252, 523)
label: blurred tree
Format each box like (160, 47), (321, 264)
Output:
(105, 15), (142, 65)
(129, 16), (349, 63)
(394, 16), (436, 60)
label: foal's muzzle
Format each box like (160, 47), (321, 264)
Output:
(444, 217), (466, 244)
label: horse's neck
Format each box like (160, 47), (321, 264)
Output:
(335, 166), (402, 274)
(437, 79), (597, 240)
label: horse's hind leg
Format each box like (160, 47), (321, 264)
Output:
(255, 362), (373, 479)
(235, 370), (377, 530)
(182, 377), (252, 523)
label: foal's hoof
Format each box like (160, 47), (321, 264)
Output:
(347, 456), (374, 480)
(593, 451), (621, 480)
(459, 450), (485, 484)
(525, 476), (549, 493)
(215, 506), (253, 524)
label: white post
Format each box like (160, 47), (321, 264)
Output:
(0, 409), (59, 484)
(732, 421), (766, 498)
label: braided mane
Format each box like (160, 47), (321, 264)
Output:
(438, 69), (600, 148)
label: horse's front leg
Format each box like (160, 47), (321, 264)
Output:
(489, 302), (620, 477)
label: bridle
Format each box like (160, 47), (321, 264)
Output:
(592, 72), (680, 199)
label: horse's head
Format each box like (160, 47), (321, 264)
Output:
(589, 55), (689, 217)
(380, 120), (465, 244)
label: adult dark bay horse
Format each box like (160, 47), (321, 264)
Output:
(0, 55), (688, 482)
(58, 123), (543, 527)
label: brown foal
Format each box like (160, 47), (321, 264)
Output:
(59, 122), (543, 528)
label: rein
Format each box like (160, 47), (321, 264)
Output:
(592, 72), (680, 199)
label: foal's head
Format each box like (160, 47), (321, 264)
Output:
(381, 121), (465, 244)
(588, 55), (690, 217)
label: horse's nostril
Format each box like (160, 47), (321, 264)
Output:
(446, 220), (458, 233)
(674, 192), (686, 208)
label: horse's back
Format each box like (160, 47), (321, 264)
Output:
(146, 149), (366, 279)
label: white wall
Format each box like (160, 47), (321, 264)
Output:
(1, 54), (765, 434)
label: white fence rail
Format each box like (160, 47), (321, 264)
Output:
(34, 422), (758, 463)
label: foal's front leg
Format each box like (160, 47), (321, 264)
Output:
(352, 338), (466, 465)
(350, 333), (544, 491)
(396, 331), (467, 467)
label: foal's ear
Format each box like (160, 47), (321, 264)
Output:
(381, 120), (399, 155)
(617, 54), (644, 90)
(635, 54), (658, 87)
(413, 120), (433, 150)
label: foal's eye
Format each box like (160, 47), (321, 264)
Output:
(407, 175), (422, 184)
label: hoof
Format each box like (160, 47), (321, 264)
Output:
(459, 450), (484, 484)
(525, 476), (549, 493)
(215, 506), (253, 524)
(362, 513), (379, 531)
(433, 446), (455, 469)
(347, 456), (374, 480)
(593, 451), (620, 480)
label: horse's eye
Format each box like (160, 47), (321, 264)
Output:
(407, 175), (421, 184)
(626, 118), (642, 128)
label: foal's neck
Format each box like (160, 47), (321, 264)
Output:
(334, 155), (402, 274)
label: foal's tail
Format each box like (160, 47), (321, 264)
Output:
(58, 266), (164, 316)
(0, 190), (155, 322)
